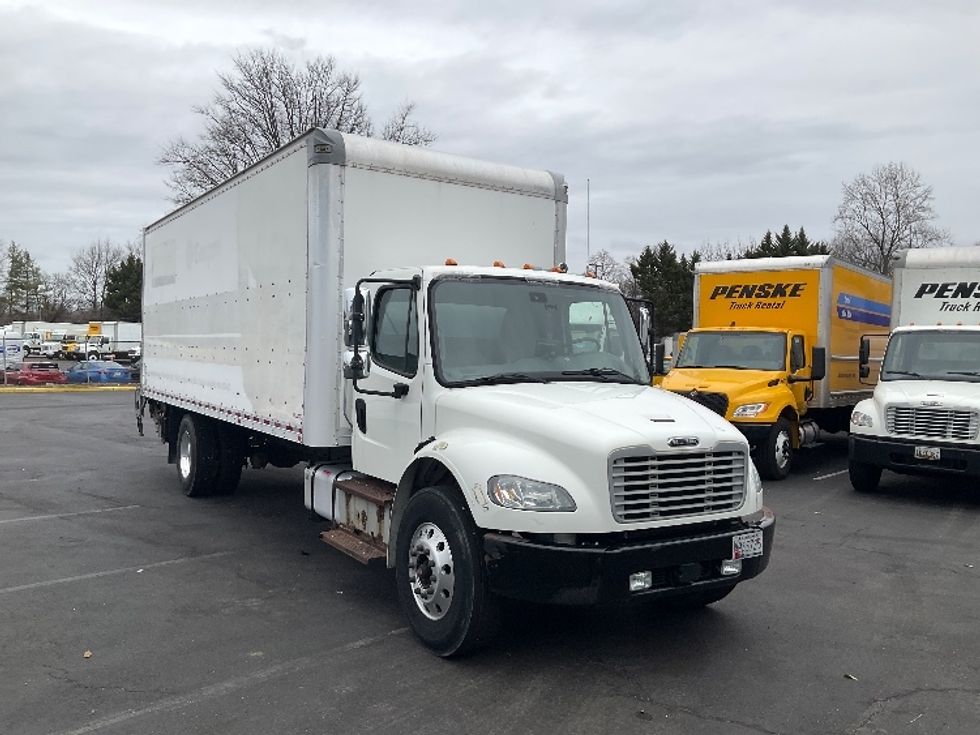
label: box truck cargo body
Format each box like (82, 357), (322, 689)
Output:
(850, 246), (980, 491)
(139, 128), (773, 655)
(661, 256), (891, 479)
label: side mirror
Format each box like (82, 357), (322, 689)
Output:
(810, 346), (826, 382)
(343, 287), (371, 348)
(858, 336), (870, 367)
(653, 342), (665, 376)
(343, 350), (371, 379)
(637, 306), (652, 356)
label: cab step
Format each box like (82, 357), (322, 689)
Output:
(334, 475), (395, 505)
(320, 528), (386, 565)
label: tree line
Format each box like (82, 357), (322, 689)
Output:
(593, 161), (953, 337)
(0, 240), (142, 324)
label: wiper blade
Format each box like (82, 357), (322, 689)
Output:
(560, 367), (639, 382)
(946, 370), (980, 377)
(884, 370), (923, 377)
(465, 372), (551, 385)
(710, 364), (751, 370)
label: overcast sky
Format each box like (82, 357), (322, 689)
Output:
(1, 0), (978, 274)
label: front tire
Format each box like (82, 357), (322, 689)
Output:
(176, 414), (219, 497)
(849, 460), (882, 493)
(395, 487), (500, 657)
(755, 418), (794, 480)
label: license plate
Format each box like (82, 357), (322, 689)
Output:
(732, 530), (763, 560)
(914, 446), (941, 461)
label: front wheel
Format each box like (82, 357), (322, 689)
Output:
(849, 460), (882, 493)
(395, 487), (500, 657)
(755, 418), (794, 480)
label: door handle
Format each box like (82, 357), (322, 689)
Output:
(355, 399), (367, 434)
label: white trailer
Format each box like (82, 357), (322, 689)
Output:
(140, 128), (774, 655)
(850, 246), (980, 490)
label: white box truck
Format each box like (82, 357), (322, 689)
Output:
(139, 128), (774, 655)
(850, 246), (980, 491)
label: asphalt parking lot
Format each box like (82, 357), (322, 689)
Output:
(2, 392), (978, 735)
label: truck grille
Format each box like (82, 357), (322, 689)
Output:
(672, 390), (729, 417)
(610, 451), (746, 523)
(885, 406), (979, 441)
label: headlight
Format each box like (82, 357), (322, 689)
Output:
(733, 402), (769, 418)
(487, 475), (577, 512)
(850, 410), (873, 428)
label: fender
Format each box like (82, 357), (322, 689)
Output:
(388, 427), (604, 566)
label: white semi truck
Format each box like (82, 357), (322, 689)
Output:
(139, 128), (774, 655)
(850, 246), (980, 491)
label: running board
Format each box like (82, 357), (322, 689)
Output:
(320, 528), (386, 565)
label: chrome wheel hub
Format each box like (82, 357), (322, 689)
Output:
(408, 522), (455, 621)
(178, 431), (192, 479)
(775, 430), (792, 471)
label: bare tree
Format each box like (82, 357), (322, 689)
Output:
(160, 48), (436, 204)
(71, 239), (123, 319)
(587, 249), (637, 295)
(832, 162), (949, 275)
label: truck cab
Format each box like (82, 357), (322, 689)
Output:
(663, 326), (823, 479)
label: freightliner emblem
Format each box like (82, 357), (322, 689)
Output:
(668, 436), (700, 448)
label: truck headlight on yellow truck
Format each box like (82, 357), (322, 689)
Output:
(733, 402), (769, 418)
(487, 475), (577, 512)
(850, 410), (874, 428)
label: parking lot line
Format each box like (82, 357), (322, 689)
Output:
(812, 469), (848, 481)
(0, 504), (141, 525)
(0, 551), (233, 596)
(55, 626), (409, 735)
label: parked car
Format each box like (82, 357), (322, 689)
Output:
(65, 361), (132, 384)
(13, 361), (66, 385)
(3, 361), (23, 384)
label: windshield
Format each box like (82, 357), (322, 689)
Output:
(881, 330), (980, 383)
(675, 330), (786, 371)
(430, 277), (649, 386)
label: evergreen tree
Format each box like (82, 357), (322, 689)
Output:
(775, 224), (795, 253)
(104, 253), (143, 321)
(630, 241), (700, 335)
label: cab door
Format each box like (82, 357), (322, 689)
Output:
(788, 333), (812, 410)
(351, 285), (423, 484)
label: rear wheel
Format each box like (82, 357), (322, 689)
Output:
(849, 460), (882, 493)
(755, 418), (793, 480)
(395, 487), (500, 657)
(212, 424), (245, 495)
(176, 414), (218, 497)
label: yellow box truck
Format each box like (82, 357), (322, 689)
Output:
(660, 255), (891, 479)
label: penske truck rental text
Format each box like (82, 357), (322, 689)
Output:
(709, 282), (808, 311)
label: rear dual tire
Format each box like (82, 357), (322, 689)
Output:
(176, 414), (244, 497)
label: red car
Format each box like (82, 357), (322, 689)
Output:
(6, 361), (67, 385)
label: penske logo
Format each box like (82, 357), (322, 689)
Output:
(709, 283), (807, 300)
(914, 282), (980, 299)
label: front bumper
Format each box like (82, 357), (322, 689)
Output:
(482, 508), (775, 605)
(850, 434), (980, 477)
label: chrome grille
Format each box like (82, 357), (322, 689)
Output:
(610, 451), (746, 523)
(885, 406), (979, 441)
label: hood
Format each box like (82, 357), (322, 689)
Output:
(876, 379), (980, 411)
(435, 381), (746, 455)
(661, 368), (781, 399)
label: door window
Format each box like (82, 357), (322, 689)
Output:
(791, 335), (806, 372)
(371, 287), (419, 376)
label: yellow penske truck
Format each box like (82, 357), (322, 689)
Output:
(661, 256), (891, 479)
